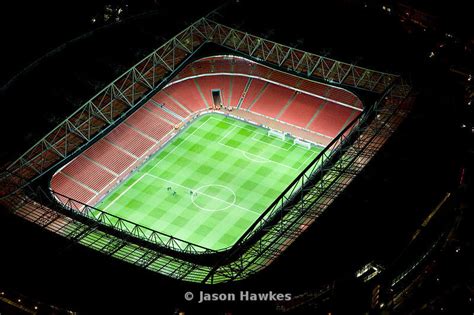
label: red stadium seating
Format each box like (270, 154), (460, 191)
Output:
(231, 59), (255, 76)
(251, 63), (273, 79)
(298, 79), (362, 109)
(297, 80), (331, 98)
(152, 92), (190, 118)
(164, 80), (208, 112)
(326, 88), (362, 108)
(84, 139), (136, 175)
(50, 172), (96, 205)
(144, 102), (181, 125)
(192, 60), (213, 76)
(166, 55), (362, 109)
(52, 55), (364, 209)
(171, 65), (194, 82)
(229, 76), (249, 107)
(250, 84), (295, 118)
(196, 75), (232, 108)
(209, 57), (234, 73)
(105, 124), (155, 157)
(308, 103), (357, 138)
(239, 79), (267, 110)
(268, 69), (301, 88)
(61, 155), (115, 192)
(126, 108), (174, 140)
(278, 93), (326, 128)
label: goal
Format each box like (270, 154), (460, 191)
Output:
(268, 129), (285, 141)
(294, 138), (311, 149)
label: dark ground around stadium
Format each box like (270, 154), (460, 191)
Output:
(0, 0), (472, 314)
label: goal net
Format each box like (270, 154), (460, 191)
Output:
(268, 129), (285, 141)
(294, 138), (311, 149)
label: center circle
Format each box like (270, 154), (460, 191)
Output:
(191, 184), (236, 212)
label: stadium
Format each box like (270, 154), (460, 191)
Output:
(0, 14), (411, 285)
(1, 0), (472, 314)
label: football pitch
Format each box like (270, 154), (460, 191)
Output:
(96, 113), (323, 251)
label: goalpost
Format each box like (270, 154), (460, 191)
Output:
(267, 129), (285, 141)
(294, 138), (311, 150)
(267, 129), (311, 150)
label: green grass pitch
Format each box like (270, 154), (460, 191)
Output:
(96, 113), (323, 251)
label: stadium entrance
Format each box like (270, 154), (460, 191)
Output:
(212, 89), (222, 109)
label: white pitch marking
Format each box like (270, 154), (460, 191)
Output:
(191, 184), (237, 212)
(101, 173), (147, 211)
(242, 151), (267, 163)
(217, 125), (239, 146)
(145, 173), (261, 215)
(217, 141), (299, 171)
(100, 115), (316, 215)
(299, 148), (321, 170)
(148, 117), (210, 173)
(250, 135), (295, 152)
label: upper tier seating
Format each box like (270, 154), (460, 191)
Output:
(249, 84), (295, 118)
(308, 103), (356, 138)
(239, 79), (267, 110)
(278, 93), (327, 128)
(164, 80), (208, 112)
